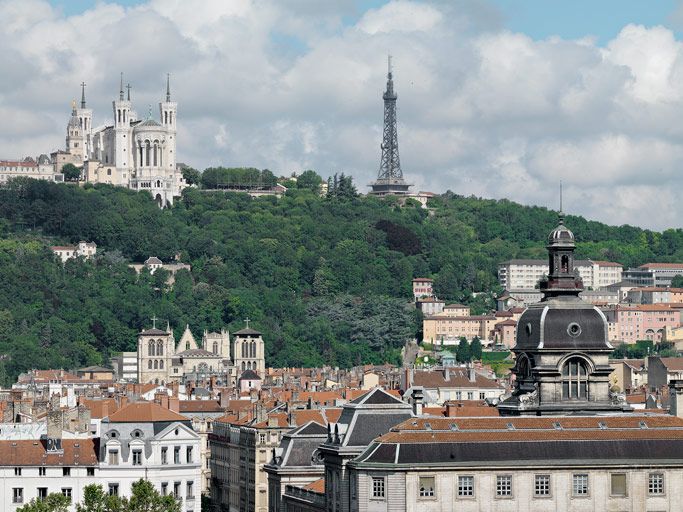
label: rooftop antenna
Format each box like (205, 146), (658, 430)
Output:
(119, 72), (124, 101)
(126, 83), (131, 101)
(560, 181), (563, 213)
(80, 82), (86, 108)
(166, 73), (171, 102)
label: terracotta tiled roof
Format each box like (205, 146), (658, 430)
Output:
(303, 478), (325, 493)
(324, 408), (342, 423)
(412, 369), (503, 390)
(0, 439), (98, 466)
(106, 401), (187, 422)
(79, 398), (119, 419)
(659, 358), (683, 371)
(391, 415), (683, 433)
(292, 409), (325, 425)
(179, 400), (223, 413)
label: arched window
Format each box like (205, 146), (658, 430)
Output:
(145, 141), (151, 167)
(159, 360), (164, 369)
(154, 360), (158, 370)
(251, 342), (256, 358)
(562, 358), (588, 399)
(153, 143), (158, 167)
(157, 340), (164, 356)
(561, 255), (569, 273)
(242, 362), (246, 371)
(242, 341), (247, 358)
(148, 360), (153, 369)
(213, 341), (218, 354)
(148, 340), (155, 356)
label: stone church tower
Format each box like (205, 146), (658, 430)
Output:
(232, 322), (266, 378)
(137, 321), (174, 385)
(498, 214), (630, 415)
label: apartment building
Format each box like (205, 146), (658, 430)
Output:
(0, 401), (201, 512)
(498, 259), (622, 291)
(624, 263), (683, 287)
(603, 304), (682, 344)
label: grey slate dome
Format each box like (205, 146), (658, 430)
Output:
(515, 299), (611, 351)
(548, 216), (574, 245)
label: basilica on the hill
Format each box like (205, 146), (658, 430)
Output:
(53, 74), (186, 206)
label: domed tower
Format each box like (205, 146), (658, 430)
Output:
(498, 213), (630, 415)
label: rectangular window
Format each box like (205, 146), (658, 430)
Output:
(132, 449), (142, 466)
(87, 467), (95, 476)
(108, 483), (119, 496)
(611, 473), (627, 496)
(61, 488), (72, 499)
(174, 446), (181, 464)
(39, 467), (46, 476)
(371, 477), (385, 498)
(496, 475), (512, 497)
(161, 447), (168, 464)
(479, 392), (486, 400)
(186, 446), (193, 463)
(109, 450), (119, 465)
(418, 476), (435, 497)
(573, 474), (589, 496)
(458, 475), (474, 497)
(14, 467), (21, 476)
(173, 481), (181, 498)
(187, 481), (194, 499)
(38, 488), (48, 500)
(467, 392), (474, 400)
(649, 473), (664, 495)
(161, 482), (168, 496)
(63, 467), (71, 476)
(12, 488), (23, 504)
(534, 475), (550, 496)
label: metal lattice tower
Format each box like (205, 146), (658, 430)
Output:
(379, 55), (402, 180)
(369, 56), (411, 196)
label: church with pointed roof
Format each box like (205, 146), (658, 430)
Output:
(136, 320), (265, 386)
(54, 74), (186, 207)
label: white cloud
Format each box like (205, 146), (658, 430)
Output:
(3, 0), (683, 229)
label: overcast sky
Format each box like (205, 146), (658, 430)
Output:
(4, 0), (683, 230)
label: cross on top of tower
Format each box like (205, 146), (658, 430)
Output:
(151, 315), (158, 329)
(244, 317), (251, 329)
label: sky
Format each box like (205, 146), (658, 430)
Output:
(4, 0), (683, 230)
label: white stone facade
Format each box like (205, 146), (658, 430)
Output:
(61, 76), (186, 206)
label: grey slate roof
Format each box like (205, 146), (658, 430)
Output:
(356, 438), (683, 466)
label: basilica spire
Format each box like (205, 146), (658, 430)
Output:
(166, 73), (171, 102)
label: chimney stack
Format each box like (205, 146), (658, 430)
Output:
(168, 396), (179, 413)
(412, 386), (424, 416)
(670, 380), (683, 418)
(46, 408), (63, 453)
(469, 366), (476, 383)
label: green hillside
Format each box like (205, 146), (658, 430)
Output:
(0, 178), (680, 384)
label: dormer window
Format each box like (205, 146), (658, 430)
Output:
(561, 358), (588, 399)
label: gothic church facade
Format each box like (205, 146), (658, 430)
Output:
(137, 323), (265, 385)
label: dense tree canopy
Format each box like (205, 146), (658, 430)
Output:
(61, 163), (81, 182)
(0, 178), (682, 383)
